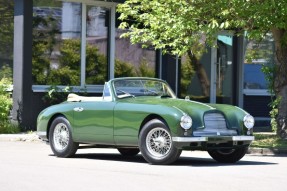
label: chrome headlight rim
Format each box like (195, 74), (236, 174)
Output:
(180, 115), (192, 130)
(243, 114), (255, 129)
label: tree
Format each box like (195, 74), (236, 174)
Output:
(118, 0), (287, 134)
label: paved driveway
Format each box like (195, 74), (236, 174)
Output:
(0, 141), (286, 191)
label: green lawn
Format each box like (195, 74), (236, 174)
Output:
(251, 133), (287, 149)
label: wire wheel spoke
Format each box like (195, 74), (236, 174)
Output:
(146, 128), (172, 158)
(53, 123), (69, 151)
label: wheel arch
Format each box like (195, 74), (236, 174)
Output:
(139, 114), (169, 137)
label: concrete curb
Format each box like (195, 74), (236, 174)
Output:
(0, 133), (40, 142)
(247, 147), (287, 155)
(0, 134), (287, 155)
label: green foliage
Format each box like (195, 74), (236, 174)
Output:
(115, 59), (136, 77)
(136, 59), (155, 77)
(0, 123), (21, 134)
(180, 57), (195, 97)
(245, 35), (274, 64)
(118, 0), (287, 134)
(0, 78), (13, 131)
(0, 0), (14, 60)
(33, 0), (61, 7)
(118, 0), (287, 55)
(268, 97), (282, 133)
(262, 64), (280, 132)
(0, 65), (12, 81)
(85, 43), (108, 84)
(32, 15), (60, 85)
(42, 85), (74, 105)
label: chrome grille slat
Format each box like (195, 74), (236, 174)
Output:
(193, 112), (238, 137)
(204, 113), (227, 130)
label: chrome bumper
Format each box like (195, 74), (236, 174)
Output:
(172, 136), (254, 143)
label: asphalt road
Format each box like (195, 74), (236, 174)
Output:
(0, 141), (286, 191)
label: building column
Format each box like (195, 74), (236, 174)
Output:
(12, 0), (33, 129)
(232, 35), (245, 107)
(160, 54), (181, 96)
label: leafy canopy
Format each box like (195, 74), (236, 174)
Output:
(118, 0), (287, 55)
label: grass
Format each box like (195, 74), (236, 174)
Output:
(251, 133), (287, 149)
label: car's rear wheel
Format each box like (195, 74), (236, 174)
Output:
(49, 116), (79, 158)
(207, 147), (249, 163)
(117, 148), (140, 156)
(139, 119), (181, 165)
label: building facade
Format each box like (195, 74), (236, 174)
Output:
(10, 0), (272, 130)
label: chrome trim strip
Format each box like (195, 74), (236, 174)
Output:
(172, 137), (208, 142)
(232, 136), (254, 141)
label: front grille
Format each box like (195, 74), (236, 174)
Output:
(204, 112), (227, 130)
(193, 112), (237, 136)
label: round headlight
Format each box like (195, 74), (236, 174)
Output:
(243, 114), (255, 129)
(180, 115), (192, 130)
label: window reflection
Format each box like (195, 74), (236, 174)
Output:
(32, 1), (81, 86)
(85, 6), (108, 84)
(0, 1), (13, 81)
(115, 28), (156, 78)
(244, 34), (274, 90)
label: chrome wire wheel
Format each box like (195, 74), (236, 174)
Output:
(53, 123), (69, 152)
(146, 127), (172, 158)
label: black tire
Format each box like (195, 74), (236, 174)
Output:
(139, 119), (182, 165)
(117, 148), (140, 156)
(207, 147), (249, 163)
(49, 116), (79, 158)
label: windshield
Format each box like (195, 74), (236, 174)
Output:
(113, 79), (176, 99)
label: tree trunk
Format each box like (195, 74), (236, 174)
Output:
(187, 51), (210, 97)
(271, 28), (287, 135)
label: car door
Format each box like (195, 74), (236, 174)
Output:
(73, 101), (116, 144)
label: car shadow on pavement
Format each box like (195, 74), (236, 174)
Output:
(49, 153), (278, 167)
(174, 156), (277, 167)
(64, 153), (148, 164)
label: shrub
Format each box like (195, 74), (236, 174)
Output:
(0, 78), (12, 122)
(0, 77), (20, 133)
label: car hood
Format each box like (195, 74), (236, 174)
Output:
(121, 97), (216, 113)
(120, 96), (247, 123)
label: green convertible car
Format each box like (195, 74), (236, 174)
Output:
(37, 77), (255, 165)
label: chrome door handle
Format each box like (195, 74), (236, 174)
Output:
(73, 107), (84, 112)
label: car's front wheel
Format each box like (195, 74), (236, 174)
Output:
(207, 147), (249, 163)
(49, 116), (79, 158)
(139, 119), (181, 165)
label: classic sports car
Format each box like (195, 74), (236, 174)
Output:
(37, 77), (255, 165)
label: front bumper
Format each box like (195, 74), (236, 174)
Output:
(172, 136), (254, 149)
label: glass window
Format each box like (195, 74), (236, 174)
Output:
(32, 1), (81, 86)
(244, 33), (274, 90)
(0, 1), (13, 82)
(115, 21), (156, 78)
(113, 79), (175, 98)
(85, 6), (108, 85)
(103, 82), (112, 101)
